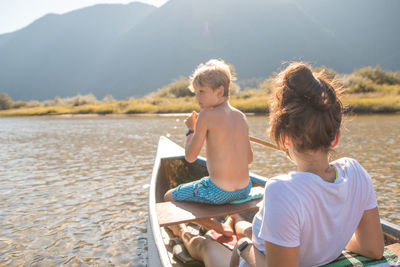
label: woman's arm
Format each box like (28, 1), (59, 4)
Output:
(264, 241), (299, 267)
(345, 207), (384, 259)
(230, 238), (266, 267)
(230, 239), (299, 267)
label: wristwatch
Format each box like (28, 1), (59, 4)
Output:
(237, 240), (252, 256)
(186, 129), (194, 136)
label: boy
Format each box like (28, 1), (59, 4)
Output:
(164, 59), (253, 236)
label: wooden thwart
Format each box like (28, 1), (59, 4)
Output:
(156, 198), (262, 227)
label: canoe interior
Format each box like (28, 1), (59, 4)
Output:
(156, 156), (209, 203)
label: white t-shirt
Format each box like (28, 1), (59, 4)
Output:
(240, 157), (378, 267)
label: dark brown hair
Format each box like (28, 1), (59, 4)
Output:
(269, 62), (343, 152)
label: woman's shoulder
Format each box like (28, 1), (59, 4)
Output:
(331, 157), (364, 172)
(332, 157), (372, 183)
(265, 174), (296, 194)
(332, 157), (359, 165)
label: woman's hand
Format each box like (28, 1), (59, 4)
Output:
(230, 237), (252, 267)
(230, 239), (243, 267)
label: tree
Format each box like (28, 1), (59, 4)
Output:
(103, 94), (116, 102)
(0, 93), (13, 110)
(154, 76), (193, 98)
(313, 66), (337, 80)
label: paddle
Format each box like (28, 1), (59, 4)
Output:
(249, 136), (282, 152)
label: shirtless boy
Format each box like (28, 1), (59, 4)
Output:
(164, 59), (253, 236)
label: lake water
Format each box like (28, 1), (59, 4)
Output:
(0, 114), (399, 266)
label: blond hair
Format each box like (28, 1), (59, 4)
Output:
(189, 59), (234, 97)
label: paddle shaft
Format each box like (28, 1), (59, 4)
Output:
(249, 136), (281, 151)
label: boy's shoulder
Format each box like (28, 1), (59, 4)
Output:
(198, 103), (247, 121)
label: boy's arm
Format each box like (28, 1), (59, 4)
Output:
(185, 111), (207, 163)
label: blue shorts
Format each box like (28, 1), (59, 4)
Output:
(172, 177), (252, 205)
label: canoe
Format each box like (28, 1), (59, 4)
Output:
(147, 136), (400, 266)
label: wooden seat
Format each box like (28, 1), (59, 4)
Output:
(156, 197), (262, 227)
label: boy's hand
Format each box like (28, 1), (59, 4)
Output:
(185, 111), (198, 129)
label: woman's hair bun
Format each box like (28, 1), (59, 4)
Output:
(283, 63), (337, 112)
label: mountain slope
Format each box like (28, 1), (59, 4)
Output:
(0, 0), (399, 101)
(0, 3), (155, 100)
(96, 0), (353, 97)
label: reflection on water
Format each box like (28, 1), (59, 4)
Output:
(0, 114), (398, 265)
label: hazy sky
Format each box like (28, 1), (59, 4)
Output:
(0, 0), (169, 35)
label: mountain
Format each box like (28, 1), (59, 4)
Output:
(0, 2), (156, 100)
(0, 0), (399, 101)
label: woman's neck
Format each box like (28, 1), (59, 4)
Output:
(294, 150), (336, 183)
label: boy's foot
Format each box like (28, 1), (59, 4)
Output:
(221, 216), (235, 237)
(230, 213), (243, 223)
(167, 224), (185, 238)
(168, 224), (199, 240)
(195, 218), (234, 237)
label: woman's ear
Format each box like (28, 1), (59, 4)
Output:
(284, 136), (290, 147)
(331, 131), (340, 148)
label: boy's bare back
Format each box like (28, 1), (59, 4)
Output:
(186, 101), (252, 191)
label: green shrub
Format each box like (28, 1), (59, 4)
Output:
(343, 96), (400, 113)
(12, 101), (27, 109)
(95, 107), (115, 114)
(69, 94), (98, 106)
(231, 98), (269, 113)
(353, 66), (400, 85)
(73, 106), (96, 114)
(125, 104), (159, 114)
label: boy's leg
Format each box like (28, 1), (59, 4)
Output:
(195, 213), (252, 238)
(231, 213), (252, 239)
(164, 188), (174, 201)
(169, 224), (231, 267)
(164, 178), (205, 203)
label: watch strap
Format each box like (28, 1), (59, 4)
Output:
(237, 240), (251, 256)
(186, 129), (194, 136)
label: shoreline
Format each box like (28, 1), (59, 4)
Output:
(1, 94), (399, 118)
(1, 112), (399, 119)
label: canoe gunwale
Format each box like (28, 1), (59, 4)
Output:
(148, 137), (184, 266)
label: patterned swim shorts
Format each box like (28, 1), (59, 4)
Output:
(172, 177), (252, 204)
